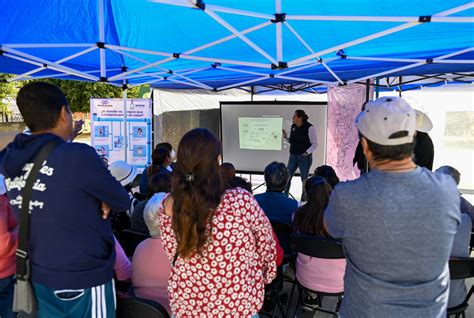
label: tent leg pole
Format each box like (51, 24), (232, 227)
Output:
(123, 83), (128, 162)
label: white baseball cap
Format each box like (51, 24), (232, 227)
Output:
(356, 96), (416, 146)
(108, 160), (138, 186)
(415, 110), (433, 133)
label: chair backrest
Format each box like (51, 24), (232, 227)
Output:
(270, 220), (293, 256)
(118, 229), (150, 257)
(116, 291), (170, 318)
(449, 258), (474, 280)
(291, 233), (345, 259)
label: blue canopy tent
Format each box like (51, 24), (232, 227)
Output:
(1, 0), (473, 92)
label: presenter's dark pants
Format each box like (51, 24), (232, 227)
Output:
(286, 153), (312, 201)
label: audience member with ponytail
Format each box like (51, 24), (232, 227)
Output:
(158, 128), (277, 317)
(139, 146), (172, 194)
(293, 176), (346, 311)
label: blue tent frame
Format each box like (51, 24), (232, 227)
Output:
(1, 0), (473, 91)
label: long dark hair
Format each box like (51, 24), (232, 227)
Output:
(294, 109), (309, 123)
(147, 146), (170, 176)
(171, 128), (224, 259)
(293, 176), (332, 237)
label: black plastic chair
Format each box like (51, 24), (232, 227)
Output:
(116, 290), (170, 318)
(448, 258), (474, 318)
(270, 220), (293, 262)
(288, 233), (345, 317)
(117, 229), (150, 257)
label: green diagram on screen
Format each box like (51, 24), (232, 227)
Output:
(238, 117), (283, 150)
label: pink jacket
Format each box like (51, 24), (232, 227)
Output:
(132, 238), (171, 315)
(0, 195), (17, 279)
(114, 236), (132, 281)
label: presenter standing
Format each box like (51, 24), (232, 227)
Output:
(283, 110), (317, 201)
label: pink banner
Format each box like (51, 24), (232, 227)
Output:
(327, 84), (372, 181)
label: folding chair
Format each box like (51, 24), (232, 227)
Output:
(116, 290), (170, 318)
(448, 258), (474, 318)
(117, 229), (150, 257)
(288, 233), (345, 317)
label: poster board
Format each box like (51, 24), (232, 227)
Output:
(90, 98), (152, 173)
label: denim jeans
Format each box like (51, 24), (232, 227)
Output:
(286, 153), (313, 201)
(0, 275), (16, 318)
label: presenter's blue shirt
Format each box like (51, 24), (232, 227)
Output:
(0, 133), (130, 289)
(255, 191), (298, 225)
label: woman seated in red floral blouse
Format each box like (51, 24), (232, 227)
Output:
(159, 128), (277, 317)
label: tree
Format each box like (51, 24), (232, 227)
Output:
(34, 79), (143, 113)
(0, 73), (145, 113)
(0, 74), (23, 103)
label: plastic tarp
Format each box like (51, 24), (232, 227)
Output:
(1, 0), (473, 90)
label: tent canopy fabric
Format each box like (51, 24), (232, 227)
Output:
(1, 0), (473, 91)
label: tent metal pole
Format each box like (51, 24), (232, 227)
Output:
(123, 81), (128, 162)
(375, 78), (380, 98)
(185, 21), (272, 55)
(3, 43), (95, 48)
(276, 75), (333, 85)
(275, 0), (283, 62)
(348, 62), (426, 84)
(398, 76), (402, 97)
(217, 77), (267, 91)
(278, 61), (324, 75)
(204, 9), (278, 65)
(3, 47), (99, 81)
(127, 67), (210, 87)
(203, 4), (273, 19)
(165, 78), (213, 90)
(106, 45), (173, 57)
(216, 66), (268, 77)
(284, 21), (315, 54)
(289, 23), (418, 66)
(434, 59), (474, 64)
(3, 52), (99, 81)
(322, 62), (343, 84)
(288, 2), (474, 67)
(108, 57), (174, 81)
(109, 52), (269, 82)
(26, 68), (122, 80)
(346, 48), (474, 84)
(98, 0), (106, 80)
(147, 0), (194, 9)
(108, 48), (212, 89)
(180, 54), (269, 68)
(9, 46), (98, 82)
(285, 15), (474, 23)
(283, 21), (343, 83)
(347, 56), (426, 63)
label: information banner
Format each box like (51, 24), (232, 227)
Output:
(327, 84), (372, 181)
(90, 98), (152, 173)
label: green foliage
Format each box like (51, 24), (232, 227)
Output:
(0, 73), (145, 113)
(0, 74), (23, 104)
(34, 79), (143, 113)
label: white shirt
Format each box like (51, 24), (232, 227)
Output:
(306, 125), (318, 154)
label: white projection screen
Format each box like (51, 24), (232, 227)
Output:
(220, 101), (327, 173)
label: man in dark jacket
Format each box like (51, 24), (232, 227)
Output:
(0, 82), (130, 318)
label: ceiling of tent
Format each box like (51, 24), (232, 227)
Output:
(1, 0), (473, 91)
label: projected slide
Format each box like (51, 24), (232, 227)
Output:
(239, 117), (283, 151)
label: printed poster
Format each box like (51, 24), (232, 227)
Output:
(90, 98), (152, 173)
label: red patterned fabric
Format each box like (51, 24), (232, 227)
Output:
(159, 188), (277, 317)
